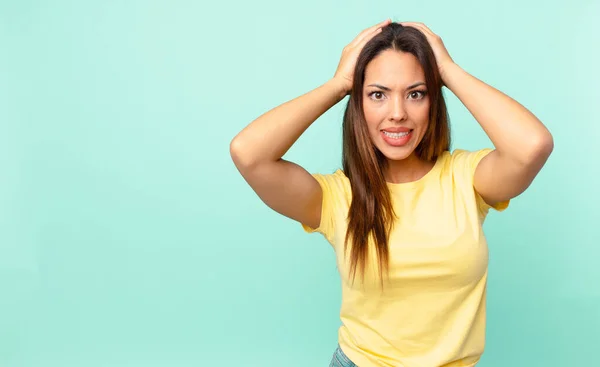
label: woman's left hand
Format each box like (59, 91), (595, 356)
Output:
(400, 22), (455, 84)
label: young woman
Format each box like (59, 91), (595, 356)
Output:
(230, 19), (553, 367)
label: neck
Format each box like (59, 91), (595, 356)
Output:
(384, 153), (435, 184)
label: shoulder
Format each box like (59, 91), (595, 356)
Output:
(437, 148), (495, 176)
(301, 169), (351, 240)
(437, 148), (509, 213)
(448, 148), (494, 163)
(312, 169), (351, 201)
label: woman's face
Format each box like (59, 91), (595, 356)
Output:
(362, 50), (430, 162)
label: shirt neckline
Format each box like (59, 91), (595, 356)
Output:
(385, 152), (447, 191)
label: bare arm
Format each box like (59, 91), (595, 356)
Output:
(229, 78), (346, 228)
(443, 63), (553, 206)
(230, 19), (391, 228)
(402, 22), (554, 207)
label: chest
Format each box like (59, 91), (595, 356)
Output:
(333, 184), (489, 292)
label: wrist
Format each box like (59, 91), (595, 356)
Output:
(440, 62), (462, 88)
(327, 77), (350, 100)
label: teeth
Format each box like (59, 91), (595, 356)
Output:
(383, 131), (410, 138)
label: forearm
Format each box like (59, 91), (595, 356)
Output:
(230, 78), (347, 168)
(443, 63), (553, 164)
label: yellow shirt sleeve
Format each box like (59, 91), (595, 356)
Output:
(301, 169), (348, 247)
(452, 148), (510, 216)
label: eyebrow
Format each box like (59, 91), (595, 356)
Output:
(366, 82), (426, 91)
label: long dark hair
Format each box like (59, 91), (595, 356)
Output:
(342, 23), (451, 286)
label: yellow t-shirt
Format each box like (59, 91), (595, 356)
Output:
(302, 148), (509, 367)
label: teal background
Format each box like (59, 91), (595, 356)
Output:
(1, 0), (598, 365)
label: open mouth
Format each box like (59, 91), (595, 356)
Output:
(382, 130), (412, 139)
(380, 129), (413, 147)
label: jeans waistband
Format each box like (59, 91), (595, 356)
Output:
(329, 344), (357, 367)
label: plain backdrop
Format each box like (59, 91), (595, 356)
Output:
(1, 0), (598, 366)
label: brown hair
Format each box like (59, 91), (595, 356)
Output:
(341, 23), (451, 286)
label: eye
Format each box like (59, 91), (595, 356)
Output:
(409, 90), (428, 100)
(368, 91), (385, 100)
(368, 90), (428, 101)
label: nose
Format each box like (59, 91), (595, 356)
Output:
(389, 95), (408, 122)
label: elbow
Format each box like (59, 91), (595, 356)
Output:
(523, 129), (554, 166)
(534, 129), (554, 160)
(229, 135), (245, 167)
(230, 135), (257, 170)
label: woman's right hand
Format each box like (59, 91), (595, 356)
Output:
(333, 18), (392, 95)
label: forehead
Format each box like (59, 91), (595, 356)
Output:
(364, 50), (425, 85)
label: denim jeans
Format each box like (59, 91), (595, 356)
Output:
(329, 344), (358, 367)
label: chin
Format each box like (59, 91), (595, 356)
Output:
(371, 129), (424, 162)
(376, 144), (416, 162)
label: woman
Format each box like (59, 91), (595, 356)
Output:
(230, 19), (553, 367)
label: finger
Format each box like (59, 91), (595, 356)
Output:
(350, 19), (391, 47)
(401, 22), (435, 37)
(369, 18), (392, 31)
(403, 23), (435, 40)
(357, 26), (384, 47)
(350, 19), (389, 46)
(401, 21), (426, 31)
